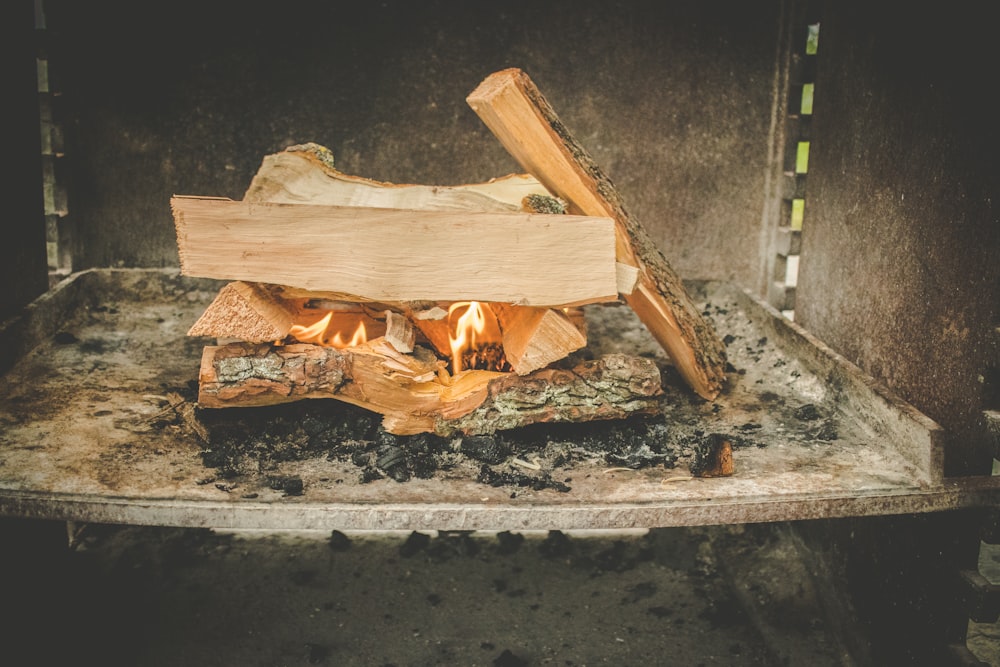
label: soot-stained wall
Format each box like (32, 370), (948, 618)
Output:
(45, 0), (787, 289)
(796, 3), (999, 475)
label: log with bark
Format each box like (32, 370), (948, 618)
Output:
(198, 340), (662, 436)
(244, 142), (551, 211)
(467, 68), (727, 400)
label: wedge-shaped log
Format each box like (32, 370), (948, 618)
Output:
(493, 304), (586, 375)
(188, 281), (296, 342)
(198, 341), (662, 436)
(172, 196), (618, 308)
(467, 68), (727, 399)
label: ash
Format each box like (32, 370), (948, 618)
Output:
(194, 294), (838, 496)
(196, 392), (764, 496)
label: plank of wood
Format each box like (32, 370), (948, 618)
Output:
(187, 281), (296, 342)
(466, 68), (727, 399)
(198, 341), (661, 436)
(244, 142), (551, 211)
(492, 304), (586, 375)
(172, 195), (619, 308)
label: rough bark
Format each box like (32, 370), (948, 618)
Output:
(467, 68), (727, 399)
(198, 341), (662, 436)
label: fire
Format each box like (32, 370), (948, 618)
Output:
(288, 312), (367, 348)
(448, 301), (485, 373)
(447, 301), (506, 374)
(330, 322), (367, 348)
(281, 302), (508, 374)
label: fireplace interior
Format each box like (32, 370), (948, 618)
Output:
(2, 1), (998, 664)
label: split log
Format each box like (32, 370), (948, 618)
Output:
(467, 68), (727, 399)
(187, 281), (296, 342)
(244, 142), (550, 211)
(172, 195), (619, 308)
(198, 341), (662, 436)
(492, 304), (586, 375)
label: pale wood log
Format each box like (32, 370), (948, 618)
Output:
(272, 284), (452, 314)
(467, 68), (727, 399)
(187, 281), (296, 342)
(172, 195), (619, 308)
(244, 142), (551, 211)
(198, 341), (661, 436)
(492, 304), (586, 375)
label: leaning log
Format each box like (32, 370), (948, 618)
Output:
(467, 68), (727, 399)
(198, 341), (662, 436)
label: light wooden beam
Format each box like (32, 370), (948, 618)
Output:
(172, 195), (619, 308)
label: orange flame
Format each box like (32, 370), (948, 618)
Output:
(289, 312), (333, 344)
(447, 301), (506, 374)
(330, 321), (367, 348)
(448, 302), (485, 374)
(288, 312), (367, 348)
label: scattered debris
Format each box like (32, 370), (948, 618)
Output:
(327, 530), (351, 552)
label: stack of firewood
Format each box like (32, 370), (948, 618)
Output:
(172, 69), (726, 436)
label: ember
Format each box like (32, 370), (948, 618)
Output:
(459, 341), (511, 374)
(447, 301), (509, 373)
